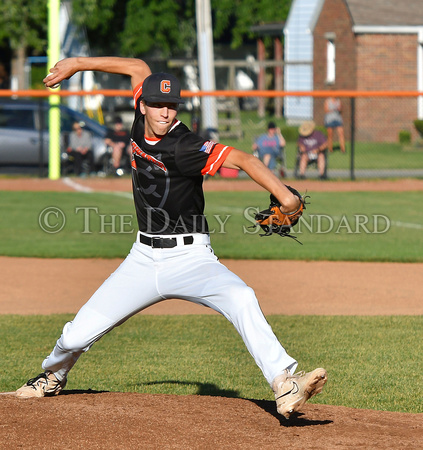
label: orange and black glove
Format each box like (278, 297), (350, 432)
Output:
(254, 185), (308, 243)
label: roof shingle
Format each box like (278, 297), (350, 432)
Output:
(346, 0), (423, 26)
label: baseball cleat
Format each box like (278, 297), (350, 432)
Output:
(272, 368), (327, 419)
(16, 371), (67, 398)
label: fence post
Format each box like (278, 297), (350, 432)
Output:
(350, 96), (355, 180)
(38, 99), (45, 178)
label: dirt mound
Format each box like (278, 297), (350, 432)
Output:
(1, 392), (421, 448)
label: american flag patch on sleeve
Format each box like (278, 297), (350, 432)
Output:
(199, 140), (216, 154)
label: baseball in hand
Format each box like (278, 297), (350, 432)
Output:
(46, 72), (61, 89)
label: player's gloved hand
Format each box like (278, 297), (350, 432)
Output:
(254, 185), (308, 243)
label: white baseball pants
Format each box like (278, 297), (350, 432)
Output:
(42, 233), (297, 386)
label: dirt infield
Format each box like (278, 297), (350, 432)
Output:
(1, 175), (423, 193)
(2, 257), (422, 316)
(1, 177), (422, 448)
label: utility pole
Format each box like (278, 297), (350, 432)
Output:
(195, 0), (218, 135)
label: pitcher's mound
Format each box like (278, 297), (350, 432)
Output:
(1, 392), (422, 448)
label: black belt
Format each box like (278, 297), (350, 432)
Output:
(139, 233), (194, 248)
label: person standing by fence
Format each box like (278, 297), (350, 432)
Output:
(324, 96), (345, 153)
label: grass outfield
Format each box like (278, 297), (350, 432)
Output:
(2, 314), (422, 413)
(0, 190), (422, 261)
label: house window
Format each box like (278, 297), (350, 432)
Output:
(326, 39), (336, 84)
(418, 35), (423, 119)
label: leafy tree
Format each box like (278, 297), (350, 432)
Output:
(72, 0), (197, 57)
(0, 0), (293, 87)
(119, 0), (196, 57)
(212, 0), (292, 49)
(72, 0), (292, 57)
(0, 0), (47, 88)
(71, 0), (127, 54)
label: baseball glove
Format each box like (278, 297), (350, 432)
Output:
(254, 185), (308, 243)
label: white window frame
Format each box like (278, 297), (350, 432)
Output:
(326, 39), (336, 84)
(418, 29), (423, 119)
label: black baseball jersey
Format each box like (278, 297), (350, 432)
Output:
(131, 83), (233, 234)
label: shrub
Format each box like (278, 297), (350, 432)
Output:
(399, 130), (411, 144)
(280, 125), (299, 142)
(413, 119), (423, 137)
(280, 124), (328, 142)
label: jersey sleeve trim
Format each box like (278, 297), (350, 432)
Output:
(201, 144), (233, 176)
(133, 82), (143, 108)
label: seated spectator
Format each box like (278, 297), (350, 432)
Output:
(297, 121), (328, 180)
(104, 116), (131, 174)
(252, 121), (286, 177)
(67, 121), (95, 176)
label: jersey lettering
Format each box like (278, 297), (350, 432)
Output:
(160, 80), (171, 93)
(131, 139), (168, 173)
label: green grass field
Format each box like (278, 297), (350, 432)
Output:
(0, 190), (422, 261)
(1, 187), (422, 413)
(2, 314), (421, 413)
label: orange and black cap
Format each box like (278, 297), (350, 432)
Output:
(140, 72), (185, 104)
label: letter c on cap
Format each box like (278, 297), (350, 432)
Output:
(160, 80), (171, 93)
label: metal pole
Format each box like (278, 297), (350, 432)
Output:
(274, 37), (283, 118)
(257, 38), (265, 118)
(38, 99), (45, 177)
(196, 0), (218, 134)
(48, 0), (61, 180)
(350, 97), (355, 180)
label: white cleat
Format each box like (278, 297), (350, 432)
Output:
(16, 371), (67, 398)
(272, 368), (327, 419)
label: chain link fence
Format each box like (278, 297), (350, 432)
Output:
(184, 91), (423, 180)
(1, 91), (423, 179)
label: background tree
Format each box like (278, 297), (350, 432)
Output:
(0, 0), (292, 88)
(0, 0), (47, 89)
(72, 0), (197, 58)
(212, 0), (292, 49)
(72, 0), (292, 57)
